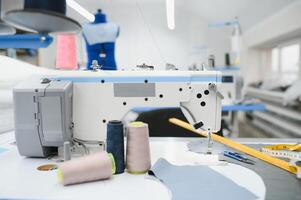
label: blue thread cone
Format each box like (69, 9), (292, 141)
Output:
(106, 120), (125, 174)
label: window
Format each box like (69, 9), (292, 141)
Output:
(270, 41), (300, 79)
(280, 44), (299, 73)
(271, 47), (279, 72)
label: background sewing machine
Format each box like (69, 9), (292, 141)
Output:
(13, 70), (222, 157)
(216, 66), (243, 105)
(216, 66), (244, 136)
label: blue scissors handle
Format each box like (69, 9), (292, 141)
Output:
(224, 150), (255, 165)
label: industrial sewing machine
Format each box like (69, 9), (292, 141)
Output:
(13, 70), (223, 157)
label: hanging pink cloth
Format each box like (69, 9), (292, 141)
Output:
(56, 34), (78, 70)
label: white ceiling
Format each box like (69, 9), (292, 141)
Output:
(69, 0), (296, 30)
(1, 0), (296, 31)
(178, 0), (297, 30)
(1, 0), (297, 68)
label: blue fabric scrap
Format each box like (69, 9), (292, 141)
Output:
(149, 158), (257, 200)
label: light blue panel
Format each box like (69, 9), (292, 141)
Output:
(222, 104), (266, 112)
(208, 20), (239, 28)
(132, 107), (176, 113)
(214, 66), (240, 71)
(131, 104), (266, 113)
(53, 75), (221, 83)
(0, 147), (8, 154)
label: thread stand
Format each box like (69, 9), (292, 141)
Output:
(73, 138), (105, 155)
(55, 140), (105, 162)
(63, 141), (71, 161)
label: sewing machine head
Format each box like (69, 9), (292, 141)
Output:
(13, 70), (222, 157)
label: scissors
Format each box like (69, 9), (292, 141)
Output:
(223, 150), (255, 165)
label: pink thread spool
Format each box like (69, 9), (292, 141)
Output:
(57, 151), (115, 186)
(56, 34), (78, 70)
(126, 122), (151, 174)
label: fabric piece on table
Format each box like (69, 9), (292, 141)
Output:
(187, 140), (301, 200)
(0, 147), (8, 154)
(284, 79), (301, 106)
(149, 158), (257, 200)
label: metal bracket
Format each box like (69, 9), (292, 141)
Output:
(33, 91), (40, 127)
(91, 60), (102, 71)
(136, 63), (154, 70)
(208, 83), (224, 99)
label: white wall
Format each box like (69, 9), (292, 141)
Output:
(38, 37), (57, 69)
(242, 1), (301, 84)
(2, 0), (295, 71)
(110, 1), (231, 69)
(38, 1), (231, 70)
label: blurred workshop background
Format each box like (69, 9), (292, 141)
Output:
(0, 0), (300, 138)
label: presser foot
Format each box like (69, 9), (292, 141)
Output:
(206, 131), (214, 154)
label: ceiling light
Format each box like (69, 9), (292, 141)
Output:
(166, 0), (175, 30)
(67, 0), (95, 22)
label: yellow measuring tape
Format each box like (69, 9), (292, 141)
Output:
(169, 118), (301, 178)
(263, 144), (301, 151)
(261, 144), (301, 161)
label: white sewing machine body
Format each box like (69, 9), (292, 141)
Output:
(13, 70), (222, 157)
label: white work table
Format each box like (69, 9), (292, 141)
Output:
(3, 131), (301, 199)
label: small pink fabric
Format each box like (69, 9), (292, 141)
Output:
(59, 151), (112, 186)
(56, 34), (77, 70)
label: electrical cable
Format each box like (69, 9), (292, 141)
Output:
(135, 0), (167, 65)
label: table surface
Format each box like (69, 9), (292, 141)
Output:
(1, 132), (301, 200)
